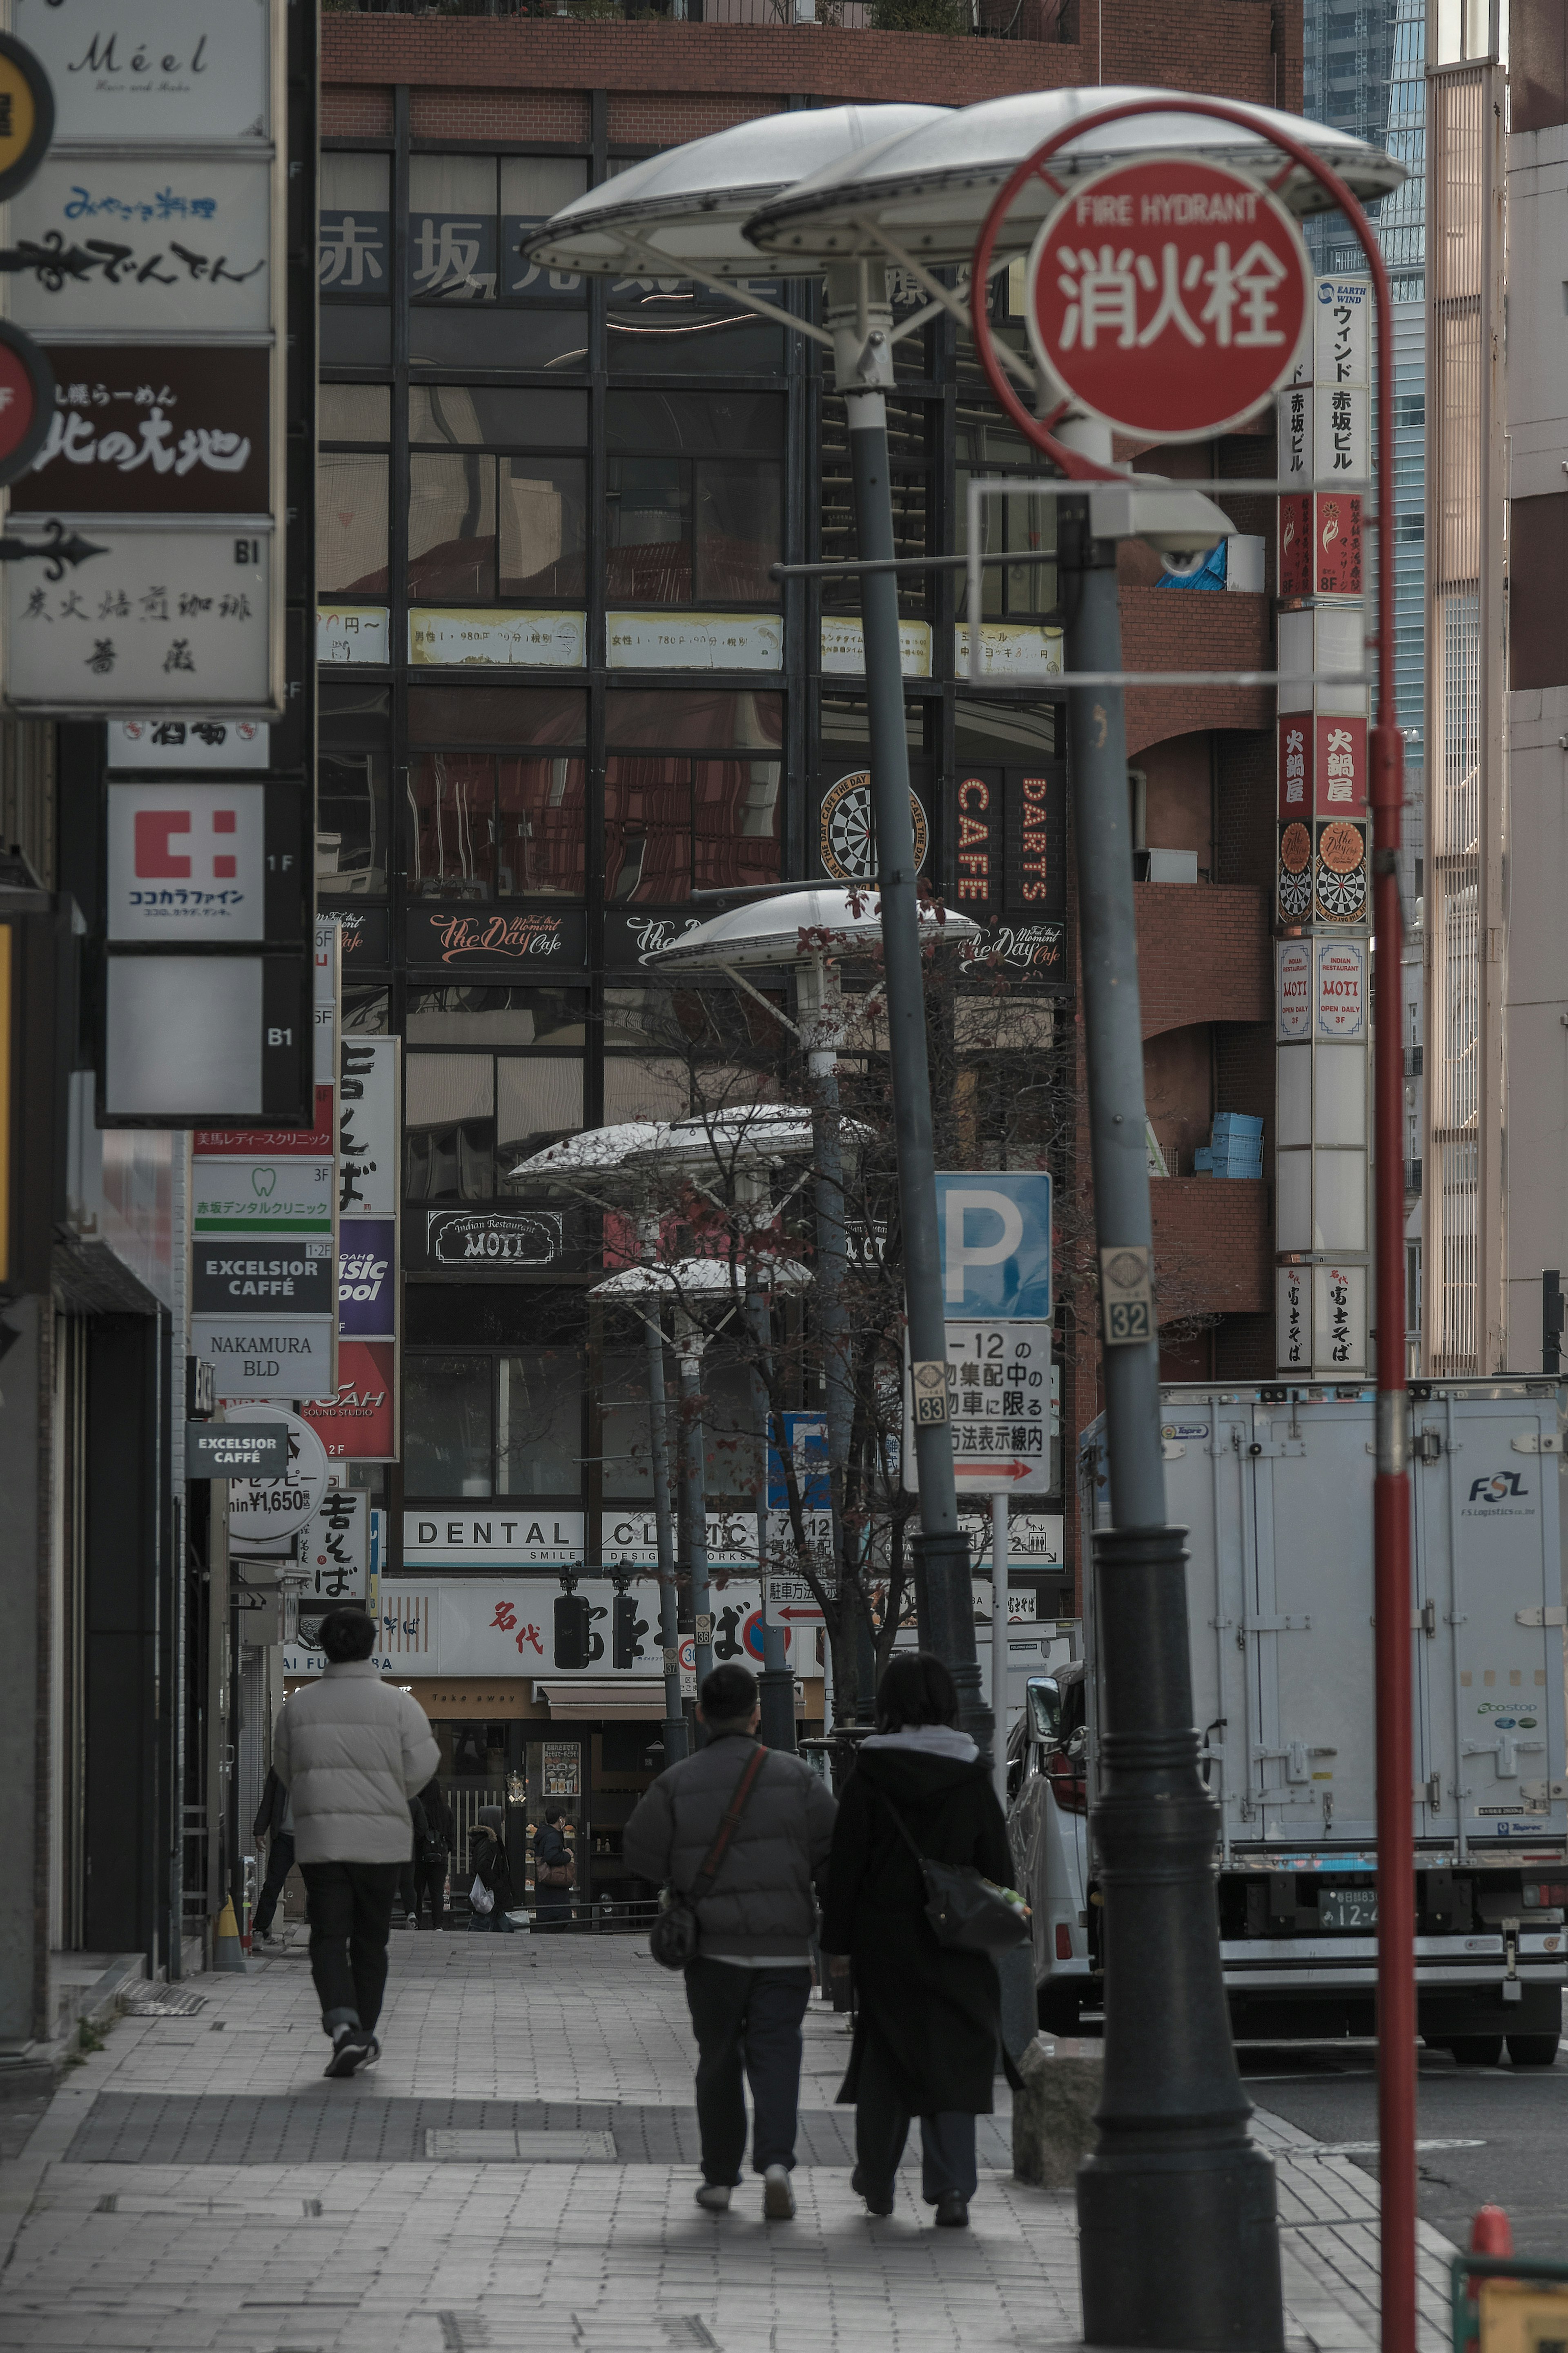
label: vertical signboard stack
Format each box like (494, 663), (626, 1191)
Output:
(300, 1034), (401, 1468)
(1274, 280), (1375, 1376)
(7, 0), (316, 1126)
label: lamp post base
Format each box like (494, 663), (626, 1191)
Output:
(1079, 2139), (1284, 2352)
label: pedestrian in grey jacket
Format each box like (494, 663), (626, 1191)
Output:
(623, 1662), (837, 2222)
(272, 1607), (439, 2079)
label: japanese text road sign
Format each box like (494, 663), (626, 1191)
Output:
(904, 1322), (1053, 1496)
(1025, 154), (1311, 442)
(935, 1171), (1052, 1320)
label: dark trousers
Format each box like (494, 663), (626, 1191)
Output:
(300, 1860), (402, 2036)
(684, 1957), (811, 2184)
(534, 1885), (572, 1931)
(252, 1833), (295, 1937)
(410, 1856), (448, 1928)
(855, 2028), (978, 2205)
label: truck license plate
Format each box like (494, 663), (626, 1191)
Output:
(1319, 1887), (1378, 1931)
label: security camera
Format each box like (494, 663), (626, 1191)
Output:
(1159, 546), (1217, 580)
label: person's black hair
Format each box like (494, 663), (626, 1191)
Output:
(874, 1650), (959, 1734)
(544, 1807), (563, 1826)
(318, 1607), (377, 1665)
(699, 1661), (758, 1726)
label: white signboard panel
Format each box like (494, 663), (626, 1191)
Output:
(10, 158), (273, 336)
(606, 611), (782, 672)
(599, 1512), (758, 1572)
(318, 605), (388, 665)
(107, 718), (270, 770)
(6, 527), (271, 713)
(410, 608), (585, 669)
(15, 0), (274, 143)
(904, 1322), (1053, 1494)
(107, 780), (264, 940)
(300, 1488), (368, 1602)
(955, 623), (1063, 679)
(960, 1508), (1065, 1568)
(339, 1038), (399, 1219)
(193, 1154), (334, 1235)
(402, 1511), (585, 1569)
(223, 1409), (332, 1554)
(196, 1314), (335, 1404)
(820, 616), (931, 679)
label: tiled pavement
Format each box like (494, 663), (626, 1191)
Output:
(0, 1932), (1458, 2353)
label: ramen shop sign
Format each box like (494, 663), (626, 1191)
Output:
(1025, 156), (1311, 442)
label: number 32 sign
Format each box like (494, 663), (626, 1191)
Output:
(1024, 155), (1311, 443)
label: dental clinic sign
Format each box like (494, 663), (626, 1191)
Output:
(1025, 156), (1311, 442)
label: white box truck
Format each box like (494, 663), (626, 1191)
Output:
(1054, 1379), (1568, 2065)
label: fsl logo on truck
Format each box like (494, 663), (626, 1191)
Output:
(1467, 1471), (1529, 1503)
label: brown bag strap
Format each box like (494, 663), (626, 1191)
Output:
(689, 1743), (770, 1901)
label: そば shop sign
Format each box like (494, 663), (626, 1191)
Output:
(1025, 156), (1311, 442)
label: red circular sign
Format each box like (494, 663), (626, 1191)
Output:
(0, 323), (52, 485)
(1025, 154), (1310, 443)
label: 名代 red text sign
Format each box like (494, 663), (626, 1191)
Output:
(1025, 155), (1311, 443)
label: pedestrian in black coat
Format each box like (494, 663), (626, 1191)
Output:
(820, 1651), (1019, 2229)
(468, 1804), (518, 1934)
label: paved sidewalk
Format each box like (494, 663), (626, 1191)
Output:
(0, 1933), (1456, 2353)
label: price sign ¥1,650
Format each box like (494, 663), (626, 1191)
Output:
(1024, 154), (1312, 444)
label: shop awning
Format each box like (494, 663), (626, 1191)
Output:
(534, 1679), (669, 1721)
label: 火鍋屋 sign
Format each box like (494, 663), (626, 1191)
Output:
(1025, 156), (1311, 442)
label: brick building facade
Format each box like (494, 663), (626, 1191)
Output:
(312, 0), (1299, 1694)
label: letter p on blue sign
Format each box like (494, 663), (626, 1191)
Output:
(934, 1172), (1052, 1320)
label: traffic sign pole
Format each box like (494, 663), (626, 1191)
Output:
(969, 118), (1327, 2353)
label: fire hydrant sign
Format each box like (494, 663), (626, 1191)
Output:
(1025, 156), (1311, 442)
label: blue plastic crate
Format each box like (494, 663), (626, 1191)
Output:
(1210, 1113), (1264, 1143)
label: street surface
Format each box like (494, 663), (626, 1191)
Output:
(1241, 2041), (1568, 2258)
(0, 1936), (1461, 2353)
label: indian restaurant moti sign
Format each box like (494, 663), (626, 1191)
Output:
(1024, 156), (1312, 442)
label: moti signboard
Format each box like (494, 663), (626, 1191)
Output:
(1024, 156), (1311, 442)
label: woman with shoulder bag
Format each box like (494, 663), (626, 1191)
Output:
(533, 1808), (574, 1931)
(468, 1804), (518, 1933)
(820, 1652), (1023, 2229)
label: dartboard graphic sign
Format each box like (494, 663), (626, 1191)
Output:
(817, 767), (929, 884)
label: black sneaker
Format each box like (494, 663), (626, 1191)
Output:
(324, 2025), (374, 2079)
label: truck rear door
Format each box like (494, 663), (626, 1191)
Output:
(1246, 1397), (1378, 1842)
(1443, 1392), (1567, 1847)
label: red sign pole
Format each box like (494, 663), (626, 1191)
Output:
(970, 97), (1412, 2353)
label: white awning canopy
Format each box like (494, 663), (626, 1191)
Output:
(534, 1679), (668, 1721)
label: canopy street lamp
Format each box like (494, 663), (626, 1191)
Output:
(529, 109), (1007, 1753)
(747, 87), (1403, 2353)
(639, 885), (981, 1726)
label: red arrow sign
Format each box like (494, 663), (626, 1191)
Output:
(953, 1459), (1036, 1482)
(777, 1604), (824, 1621)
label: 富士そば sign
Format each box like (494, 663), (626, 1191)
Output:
(1025, 155), (1311, 442)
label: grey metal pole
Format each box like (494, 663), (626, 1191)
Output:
(989, 1490), (1008, 1812)
(826, 262), (988, 1757)
(677, 1314), (713, 1717)
(747, 1282), (795, 1751)
(642, 1304), (687, 1768)
(801, 956), (865, 1715)
(1058, 421), (1283, 2352)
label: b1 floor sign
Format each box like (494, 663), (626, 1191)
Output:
(934, 1171), (1052, 1320)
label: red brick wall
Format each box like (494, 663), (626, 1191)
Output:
(323, 84), (393, 137)
(1122, 588), (1272, 756)
(1135, 881), (1271, 1038)
(411, 87), (592, 141)
(321, 3), (1296, 112)
(1152, 1176), (1271, 1315)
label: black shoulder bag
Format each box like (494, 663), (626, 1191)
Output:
(875, 1786), (1029, 1955)
(650, 1743), (771, 1972)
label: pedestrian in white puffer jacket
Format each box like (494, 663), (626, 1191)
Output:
(272, 1607), (439, 2079)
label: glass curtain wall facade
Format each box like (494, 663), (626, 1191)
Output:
(315, 115), (1068, 1573)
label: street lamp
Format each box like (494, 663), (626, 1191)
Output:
(637, 885), (982, 1724)
(528, 110), (999, 1758)
(591, 1252), (813, 1740)
(747, 87), (1403, 2353)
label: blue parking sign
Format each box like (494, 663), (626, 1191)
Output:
(933, 1172), (1053, 1320)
